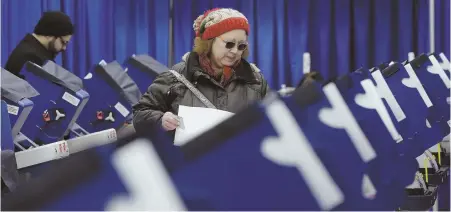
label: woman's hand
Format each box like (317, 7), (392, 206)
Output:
(161, 112), (180, 131)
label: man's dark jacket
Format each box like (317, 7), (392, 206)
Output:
(4, 34), (70, 140)
(4, 34), (55, 79)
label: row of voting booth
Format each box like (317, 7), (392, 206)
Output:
(0, 55), (163, 193)
(0, 54), (163, 148)
(1, 52), (450, 211)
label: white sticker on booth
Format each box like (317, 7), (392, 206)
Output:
(402, 64), (433, 108)
(262, 98), (344, 210)
(7, 104), (19, 115)
(62, 92), (80, 106)
(427, 55), (450, 89)
(106, 139), (186, 211)
(356, 79), (403, 143)
(320, 83), (377, 162)
(371, 70), (407, 122)
(54, 140), (70, 159)
(115, 102), (130, 118)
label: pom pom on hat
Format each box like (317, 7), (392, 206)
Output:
(193, 8), (249, 40)
(193, 14), (205, 36)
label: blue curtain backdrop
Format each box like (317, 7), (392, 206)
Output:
(172, 0), (450, 88)
(2, 0), (449, 89)
(1, 0), (169, 78)
(435, 0), (450, 57)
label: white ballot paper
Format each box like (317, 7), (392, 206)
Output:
(174, 105), (235, 146)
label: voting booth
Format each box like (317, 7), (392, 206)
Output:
(369, 62), (444, 157)
(0, 92), (406, 210)
(17, 61), (89, 148)
(1, 100), (15, 150)
(407, 54), (451, 211)
(284, 78), (416, 209)
(1, 68), (40, 147)
(1, 126), (179, 211)
(1, 53), (450, 211)
(123, 54), (168, 93)
(335, 70), (417, 197)
(1, 91), (414, 210)
(74, 61), (141, 135)
(1, 100), (29, 194)
(410, 54), (450, 135)
(370, 55), (450, 211)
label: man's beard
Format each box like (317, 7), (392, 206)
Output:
(48, 39), (61, 59)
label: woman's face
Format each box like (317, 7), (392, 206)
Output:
(211, 29), (248, 67)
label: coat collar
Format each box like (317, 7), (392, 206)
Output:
(182, 52), (260, 85)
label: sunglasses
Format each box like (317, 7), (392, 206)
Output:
(217, 36), (248, 51)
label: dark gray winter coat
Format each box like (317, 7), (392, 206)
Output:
(132, 52), (269, 131)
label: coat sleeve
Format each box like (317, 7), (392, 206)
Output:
(250, 63), (270, 98)
(6, 53), (43, 79)
(132, 71), (176, 132)
(259, 72), (270, 98)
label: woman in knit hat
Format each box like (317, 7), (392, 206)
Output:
(133, 8), (269, 132)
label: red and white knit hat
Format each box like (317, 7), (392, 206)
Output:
(193, 8), (250, 40)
